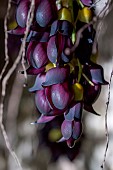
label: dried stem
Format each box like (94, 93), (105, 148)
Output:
(0, 0), (35, 169)
(101, 69), (113, 170)
(0, 0), (11, 80)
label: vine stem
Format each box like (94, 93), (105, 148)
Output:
(0, 0), (35, 169)
(101, 69), (113, 170)
(0, 0), (12, 80)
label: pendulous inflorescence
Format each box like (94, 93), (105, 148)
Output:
(9, 0), (108, 148)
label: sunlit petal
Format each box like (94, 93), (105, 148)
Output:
(16, 0), (30, 28)
(51, 82), (72, 110)
(42, 66), (69, 86)
(8, 26), (25, 35)
(35, 114), (56, 123)
(61, 120), (72, 140)
(36, 0), (57, 27)
(29, 73), (46, 92)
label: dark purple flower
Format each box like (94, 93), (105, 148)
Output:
(50, 20), (73, 37)
(39, 116), (81, 161)
(35, 89), (51, 115)
(47, 33), (73, 64)
(58, 120), (82, 148)
(42, 66), (70, 86)
(64, 102), (83, 121)
(27, 41), (48, 69)
(16, 0), (30, 28)
(83, 63), (108, 85)
(36, 0), (57, 27)
(47, 82), (73, 110)
(83, 82), (101, 115)
(9, 0), (109, 149)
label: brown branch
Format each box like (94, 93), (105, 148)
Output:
(0, 0), (35, 169)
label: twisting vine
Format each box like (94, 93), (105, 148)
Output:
(0, 0), (35, 169)
(101, 68), (113, 169)
(0, 0), (12, 80)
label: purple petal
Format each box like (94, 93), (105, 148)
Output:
(8, 26), (25, 35)
(50, 20), (60, 36)
(51, 82), (72, 110)
(84, 104), (100, 116)
(45, 87), (56, 109)
(47, 36), (58, 63)
(84, 84), (101, 104)
(61, 120), (72, 140)
(61, 20), (73, 36)
(45, 86), (71, 112)
(50, 20), (73, 37)
(74, 103), (83, 120)
(26, 31), (38, 42)
(30, 31), (50, 42)
(36, 0), (57, 27)
(42, 66), (69, 86)
(81, 0), (92, 6)
(72, 121), (82, 140)
(35, 114), (56, 123)
(35, 89), (51, 115)
(57, 137), (66, 143)
(29, 73), (46, 92)
(16, 0), (30, 28)
(26, 41), (37, 65)
(90, 67), (108, 85)
(61, 51), (70, 63)
(32, 42), (48, 68)
(64, 102), (83, 121)
(64, 109), (75, 121)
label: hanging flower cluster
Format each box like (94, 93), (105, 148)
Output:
(9, 0), (108, 148)
(39, 116), (81, 161)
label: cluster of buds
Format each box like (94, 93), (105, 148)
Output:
(9, 0), (108, 148)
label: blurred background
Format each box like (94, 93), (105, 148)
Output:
(0, 0), (113, 170)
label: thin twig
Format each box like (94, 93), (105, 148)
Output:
(0, 0), (12, 80)
(0, 0), (35, 169)
(101, 69), (113, 170)
(64, 19), (95, 55)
